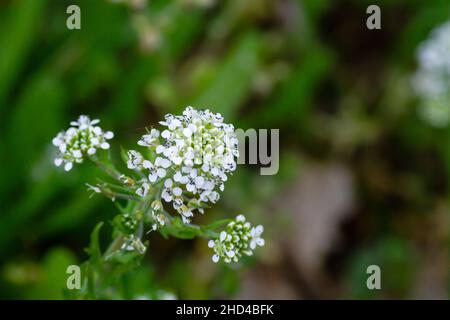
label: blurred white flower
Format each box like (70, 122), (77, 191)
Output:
(208, 215), (265, 263)
(413, 21), (450, 127)
(157, 290), (177, 300)
(52, 115), (114, 171)
(127, 150), (144, 169)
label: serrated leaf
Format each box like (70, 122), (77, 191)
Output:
(86, 222), (104, 266)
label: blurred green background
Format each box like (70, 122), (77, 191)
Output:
(0, 0), (449, 299)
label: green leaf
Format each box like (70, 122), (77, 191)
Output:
(204, 219), (231, 231)
(0, 0), (48, 109)
(164, 218), (200, 239)
(189, 31), (262, 120)
(25, 247), (77, 299)
(86, 222), (104, 266)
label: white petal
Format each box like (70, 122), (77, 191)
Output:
(187, 184), (196, 192)
(156, 145), (165, 154)
(160, 158), (171, 168)
(172, 157), (182, 165)
(52, 137), (61, 146)
(143, 160), (152, 169)
(183, 128), (192, 137)
(157, 168), (166, 177)
(208, 240), (215, 248)
(149, 174), (157, 182)
(220, 231), (227, 242)
(212, 254), (219, 263)
(64, 162), (73, 171)
(100, 142), (110, 149)
(173, 187), (182, 196)
(180, 176), (189, 184)
(73, 150), (82, 158)
(162, 191), (171, 202)
(173, 171), (182, 182)
(255, 225), (264, 234)
(54, 158), (63, 167)
(161, 130), (171, 139)
(164, 179), (173, 188)
(93, 126), (102, 135)
(104, 131), (114, 139)
(182, 210), (193, 218)
(169, 119), (181, 130)
(194, 176), (204, 187)
(156, 157), (171, 168)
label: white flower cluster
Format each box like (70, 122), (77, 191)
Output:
(52, 115), (114, 171)
(127, 106), (239, 223)
(208, 215), (264, 263)
(413, 21), (450, 127)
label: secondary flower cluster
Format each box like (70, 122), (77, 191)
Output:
(52, 115), (114, 171)
(127, 106), (239, 223)
(413, 20), (450, 127)
(208, 215), (265, 263)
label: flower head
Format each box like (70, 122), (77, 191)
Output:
(52, 115), (114, 171)
(413, 21), (450, 127)
(129, 106), (239, 223)
(208, 215), (264, 263)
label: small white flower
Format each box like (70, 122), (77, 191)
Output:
(127, 150), (144, 169)
(413, 21), (450, 127)
(162, 179), (182, 202)
(138, 128), (159, 146)
(143, 160), (166, 183)
(249, 225), (265, 250)
(51, 115), (114, 171)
